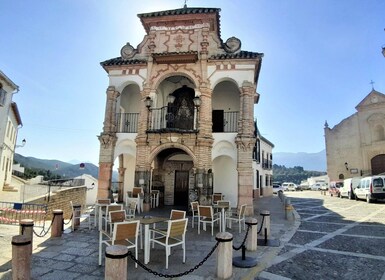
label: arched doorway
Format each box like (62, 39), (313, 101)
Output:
(152, 148), (194, 210)
(371, 154), (385, 175)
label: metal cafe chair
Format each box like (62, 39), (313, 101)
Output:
(197, 205), (220, 236)
(149, 218), (188, 269)
(226, 204), (247, 233)
(98, 220), (140, 267)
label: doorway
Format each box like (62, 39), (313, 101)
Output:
(371, 154), (385, 175)
(174, 171), (189, 207)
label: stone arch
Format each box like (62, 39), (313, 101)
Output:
(212, 80), (241, 132)
(211, 77), (240, 90)
(152, 70), (198, 91)
(116, 80), (143, 93)
(371, 154), (385, 175)
(212, 140), (237, 161)
(149, 143), (198, 166)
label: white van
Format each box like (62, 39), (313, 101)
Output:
(354, 176), (385, 203)
(340, 177), (361, 199)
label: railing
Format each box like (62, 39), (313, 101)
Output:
(262, 159), (272, 170)
(149, 106), (198, 132)
(223, 111), (239, 132)
(115, 111), (239, 133)
(116, 113), (139, 133)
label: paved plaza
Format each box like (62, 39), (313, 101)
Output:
(0, 194), (297, 279)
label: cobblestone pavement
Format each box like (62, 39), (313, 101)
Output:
(258, 191), (385, 280)
(0, 195), (297, 279)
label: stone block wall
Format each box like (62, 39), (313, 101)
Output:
(28, 186), (87, 220)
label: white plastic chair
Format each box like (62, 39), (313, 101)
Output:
(190, 201), (199, 228)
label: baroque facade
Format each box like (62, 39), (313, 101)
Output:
(324, 89), (385, 180)
(97, 6), (265, 213)
(0, 70), (23, 190)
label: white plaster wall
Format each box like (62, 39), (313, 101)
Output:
(207, 65), (256, 88)
(75, 174), (98, 205)
(212, 155), (238, 207)
(108, 73), (146, 92)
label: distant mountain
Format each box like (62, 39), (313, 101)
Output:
(14, 154), (99, 179)
(273, 150), (326, 172)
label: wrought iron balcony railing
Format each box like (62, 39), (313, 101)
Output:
(116, 113), (139, 133)
(115, 111), (239, 133)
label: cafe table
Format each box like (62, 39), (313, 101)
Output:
(134, 216), (169, 264)
(214, 204), (229, 232)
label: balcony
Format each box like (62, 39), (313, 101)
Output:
(116, 113), (139, 133)
(115, 111), (239, 133)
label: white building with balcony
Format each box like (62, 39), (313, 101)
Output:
(97, 6), (267, 213)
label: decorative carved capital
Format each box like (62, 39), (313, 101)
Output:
(98, 133), (117, 149)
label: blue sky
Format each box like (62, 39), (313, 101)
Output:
(1, 0), (384, 165)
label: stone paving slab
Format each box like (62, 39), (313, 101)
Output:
(316, 235), (385, 257)
(265, 249), (385, 280)
(298, 221), (345, 233)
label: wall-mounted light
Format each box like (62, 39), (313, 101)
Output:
(1, 138), (26, 150)
(167, 93), (175, 104)
(193, 96), (201, 109)
(145, 96), (153, 110)
(345, 162), (349, 171)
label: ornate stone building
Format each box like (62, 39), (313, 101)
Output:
(325, 89), (385, 180)
(98, 6), (264, 213)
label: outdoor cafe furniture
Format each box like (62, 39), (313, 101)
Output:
(98, 220), (140, 267)
(150, 190), (160, 208)
(149, 218), (188, 269)
(101, 204), (123, 232)
(136, 216), (169, 264)
(107, 210), (126, 234)
(190, 201), (199, 228)
(214, 200), (231, 232)
(225, 204), (247, 233)
(125, 200), (137, 220)
(70, 201), (92, 231)
(151, 210), (186, 239)
(127, 187), (144, 213)
(95, 199), (110, 229)
(197, 205), (221, 236)
(211, 193), (224, 206)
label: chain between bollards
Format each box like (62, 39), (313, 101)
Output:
(232, 224), (250, 251)
(126, 241), (219, 278)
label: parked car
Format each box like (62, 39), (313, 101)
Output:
(328, 181), (343, 197)
(340, 177), (361, 199)
(272, 184), (284, 194)
(354, 176), (385, 203)
(299, 184), (310, 190)
(282, 182), (299, 191)
(320, 183), (328, 191)
(310, 183), (322, 191)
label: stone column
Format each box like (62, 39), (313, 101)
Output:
(98, 86), (119, 200)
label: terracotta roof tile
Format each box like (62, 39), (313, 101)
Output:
(137, 7), (220, 18)
(209, 51), (263, 60)
(100, 57), (147, 66)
